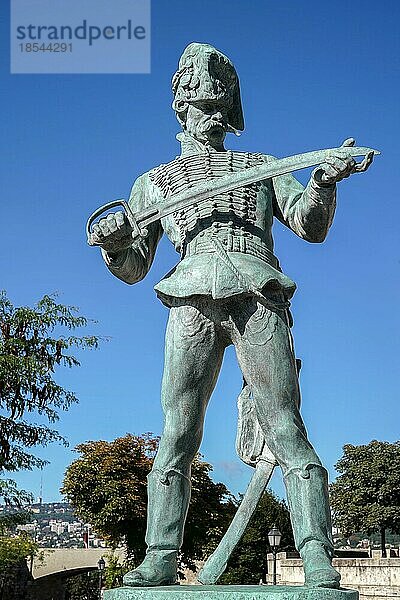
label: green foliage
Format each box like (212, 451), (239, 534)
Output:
(330, 440), (400, 542)
(0, 291), (99, 474)
(0, 531), (37, 571)
(0, 478), (33, 537)
(0, 536), (35, 600)
(219, 489), (295, 585)
(0, 478), (34, 583)
(0, 290), (100, 562)
(183, 457), (236, 572)
(0, 510), (32, 536)
(65, 570), (99, 600)
(103, 551), (133, 589)
(62, 433), (158, 557)
(61, 433), (235, 573)
(0, 478), (32, 507)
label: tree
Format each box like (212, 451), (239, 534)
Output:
(0, 291), (99, 475)
(0, 290), (100, 578)
(62, 434), (157, 557)
(61, 433), (236, 576)
(0, 532), (38, 599)
(330, 440), (400, 557)
(219, 489), (295, 585)
(0, 479), (32, 530)
(0, 480), (37, 598)
(0, 531), (37, 572)
(182, 454), (236, 571)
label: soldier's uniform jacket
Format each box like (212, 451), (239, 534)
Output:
(102, 136), (336, 306)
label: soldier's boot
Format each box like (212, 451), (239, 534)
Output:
(123, 468), (191, 587)
(284, 463), (341, 589)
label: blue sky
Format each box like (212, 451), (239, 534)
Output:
(1, 0), (399, 502)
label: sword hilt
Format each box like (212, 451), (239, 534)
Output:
(86, 199), (147, 246)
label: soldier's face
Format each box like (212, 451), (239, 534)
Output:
(185, 100), (228, 147)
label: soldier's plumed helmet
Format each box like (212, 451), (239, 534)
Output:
(172, 42), (244, 131)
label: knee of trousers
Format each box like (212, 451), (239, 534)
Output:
(156, 423), (203, 465)
(152, 441), (197, 480)
(258, 422), (318, 470)
(253, 395), (303, 439)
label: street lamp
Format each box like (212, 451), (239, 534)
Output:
(268, 525), (282, 585)
(97, 557), (106, 598)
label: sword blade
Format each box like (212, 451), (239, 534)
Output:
(197, 458), (276, 585)
(136, 145), (380, 230)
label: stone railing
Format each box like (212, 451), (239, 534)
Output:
(32, 547), (125, 577)
(266, 552), (400, 599)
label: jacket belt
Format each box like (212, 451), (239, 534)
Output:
(183, 233), (278, 268)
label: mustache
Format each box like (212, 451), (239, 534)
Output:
(201, 118), (227, 132)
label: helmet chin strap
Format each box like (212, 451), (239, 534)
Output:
(227, 124), (241, 136)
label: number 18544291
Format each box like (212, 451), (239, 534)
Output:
(19, 43), (72, 52)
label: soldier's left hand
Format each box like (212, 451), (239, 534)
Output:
(314, 138), (374, 185)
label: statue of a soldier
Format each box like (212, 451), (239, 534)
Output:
(88, 43), (374, 589)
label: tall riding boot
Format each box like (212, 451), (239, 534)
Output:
(284, 463), (341, 589)
(123, 468), (191, 587)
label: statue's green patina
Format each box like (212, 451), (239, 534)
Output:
(88, 43), (376, 592)
(104, 585), (359, 599)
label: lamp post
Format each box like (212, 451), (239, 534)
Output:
(268, 525), (282, 586)
(97, 556), (105, 599)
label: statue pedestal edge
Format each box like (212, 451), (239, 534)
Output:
(104, 584), (358, 600)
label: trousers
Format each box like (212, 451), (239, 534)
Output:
(152, 294), (322, 479)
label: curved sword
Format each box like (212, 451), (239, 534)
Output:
(197, 456), (276, 585)
(86, 142), (380, 243)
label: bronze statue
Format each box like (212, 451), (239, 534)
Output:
(87, 43), (376, 589)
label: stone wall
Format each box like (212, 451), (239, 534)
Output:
(266, 553), (400, 599)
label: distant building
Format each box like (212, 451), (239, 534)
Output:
(1, 502), (106, 549)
